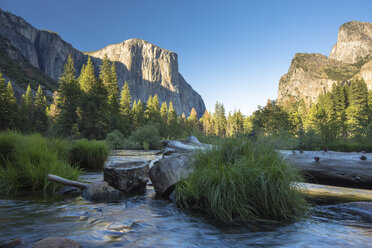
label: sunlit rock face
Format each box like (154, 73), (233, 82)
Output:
(87, 39), (205, 116)
(277, 21), (372, 107)
(0, 8), (205, 116)
(329, 21), (372, 64)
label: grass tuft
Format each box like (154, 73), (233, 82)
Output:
(0, 131), (80, 195)
(175, 137), (308, 223)
(68, 139), (109, 169)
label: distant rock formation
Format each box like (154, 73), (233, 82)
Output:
(278, 21), (372, 107)
(0, 8), (205, 116)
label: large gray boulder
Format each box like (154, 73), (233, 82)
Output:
(82, 181), (121, 202)
(32, 237), (81, 248)
(104, 161), (150, 193)
(149, 154), (194, 196)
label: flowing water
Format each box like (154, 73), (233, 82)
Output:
(1, 151), (372, 247)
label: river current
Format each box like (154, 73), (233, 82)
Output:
(1, 151), (372, 247)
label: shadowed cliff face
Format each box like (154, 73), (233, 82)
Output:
(278, 21), (372, 107)
(0, 8), (205, 116)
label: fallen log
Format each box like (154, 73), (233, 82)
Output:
(47, 174), (88, 189)
(298, 182), (372, 202)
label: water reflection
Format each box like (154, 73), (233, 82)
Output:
(1, 151), (372, 247)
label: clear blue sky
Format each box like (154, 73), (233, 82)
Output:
(1, 0), (372, 115)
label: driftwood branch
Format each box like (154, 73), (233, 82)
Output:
(48, 174), (88, 189)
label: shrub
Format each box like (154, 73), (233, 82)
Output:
(175, 137), (308, 223)
(127, 124), (162, 150)
(68, 139), (109, 169)
(0, 131), (80, 194)
(105, 129), (125, 149)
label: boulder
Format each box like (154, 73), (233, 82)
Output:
(104, 161), (150, 193)
(82, 181), (121, 202)
(187, 135), (201, 144)
(0, 238), (23, 248)
(32, 237), (81, 248)
(149, 154), (193, 196)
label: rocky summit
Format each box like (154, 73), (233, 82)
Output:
(278, 21), (372, 107)
(0, 8), (205, 116)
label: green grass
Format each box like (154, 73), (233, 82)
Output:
(68, 139), (109, 169)
(0, 131), (80, 195)
(175, 137), (308, 223)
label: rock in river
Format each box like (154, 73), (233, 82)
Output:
(104, 161), (150, 193)
(32, 237), (81, 248)
(149, 154), (193, 196)
(82, 181), (121, 202)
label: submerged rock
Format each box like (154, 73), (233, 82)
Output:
(104, 161), (150, 193)
(82, 181), (121, 202)
(0, 238), (23, 248)
(149, 154), (193, 196)
(32, 237), (81, 248)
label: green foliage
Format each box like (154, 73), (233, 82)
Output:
(0, 75), (19, 130)
(19, 84), (34, 133)
(53, 54), (81, 137)
(105, 129), (125, 149)
(0, 131), (81, 195)
(68, 139), (109, 170)
(125, 124), (162, 150)
(33, 85), (48, 133)
(175, 137), (308, 223)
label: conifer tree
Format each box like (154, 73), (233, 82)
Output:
(54, 54), (81, 136)
(160, 101), (168, 123)
(78, 57), (109, 139)
(100, 54), (120, 114)
(0, 73), (9, 130)
(346, 78), (369, 138)
(5, 82), (19, 129)
(33, 85), (48, 133)
(200, 110), (214, 136)
(20, 84), (34, 133)
(145, 94), (161, 122)
(187, 107), (198, 131)
(131, 99), (145, 130)
(167, 101), (179, 138)
(119, 82), (132, 135)
(213, 102), (227, 137)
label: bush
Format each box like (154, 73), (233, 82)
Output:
(68, 139), (109, 170)
(127, 124), (162, 150)
(105, 129), (125, 149)
(175, 137), (308, 223)
(0, 131), (80, 194)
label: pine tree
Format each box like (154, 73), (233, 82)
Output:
(20, 84), (34, 133)
(187, 107), (198, 131)
(119, 82), (132, 135)
(5, 82), (19, 129)
(200, 110), (214, 136)
(33, 85), (48, 133)
(346, 78), (369, 138)
(160, 101), (168, 123)
(213, 102), (227, 137)
(0, 73), (8, 130)
(54, 54), (81, 136)
(131, 99), (145, 130)
(167, 101), (179, 138)
(78, 57), (109, 139)
(145, 94), (161, 122)
(100, 54), (120, 114)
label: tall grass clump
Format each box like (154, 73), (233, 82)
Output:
(175, 137), (308, 223)
(68, 139), (109, 169)
(0, 131), (80, 195)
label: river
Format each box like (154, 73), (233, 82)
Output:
(1, 151), (372, 247)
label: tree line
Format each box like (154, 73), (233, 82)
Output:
(1, 54), (371, 149)
(0, 55), (201, 140)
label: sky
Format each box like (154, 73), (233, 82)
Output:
(1, 0), (372, 115)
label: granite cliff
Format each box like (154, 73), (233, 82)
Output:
(0, 8), (205, 116)
(278, 21), (372, 107)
